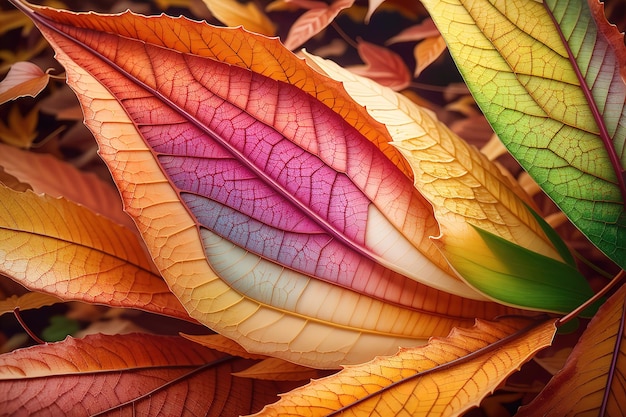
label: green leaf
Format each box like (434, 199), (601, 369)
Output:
(420, 0), (626, 268)
(439, 224), (599, 315)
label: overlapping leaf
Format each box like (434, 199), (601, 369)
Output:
(0, 185), (192, 321)
(0, 142), (134, 228)
(420, 0), (626, 268)
(0, 333), (302, 416)
(305, 52), (596, 313)
(252, 316), (557, 416)
(7, 0), (529, 367)
(517, 282), (626, 416)
(0, 61), (50, 105)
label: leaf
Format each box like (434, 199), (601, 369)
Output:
(0, 61), (50, 105)
(0, 184), (193, 322)
(386, 18), (440, 44)
(304, 52), (596, 313)
(0, 104), (38, 148)
(251, 317), (557, 417)
(8, 0), (527, 367)
(0, 292), (62, 315)
(232, 357), (325, 381)
(202, 0), (276, 36)
(180, 333), (268, 360)
(349, 40), (412, 90)
(413, 35), (446, 77)
(0, 143), (135, 229)
(282, 0), (354, 51)
(517, 282), (626, 416)
(0, 333), (302, 416)
(419, 0), (626, 268)
(364, 0), (384, 23)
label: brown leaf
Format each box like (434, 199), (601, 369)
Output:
(517, 283), (626, 416)
(413, 35), (446, 77)
(0, 333), (302, 416)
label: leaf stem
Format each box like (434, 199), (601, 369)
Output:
(13, 308), (45, 344)
(558, 269), (625, 326)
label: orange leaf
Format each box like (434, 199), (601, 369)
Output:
(253, 317), (557, 416)
(413, 35), (446, 77)
(517, 283), (626, 416)
(0, 291), (62, 314)
(0, 333), (302, 416)
(0, 143), (135, 229)
(349, 40), (412, 90)
(233, 357), (326, 381)
(0, 61), (50, 105)
(0, 185), (192, 322)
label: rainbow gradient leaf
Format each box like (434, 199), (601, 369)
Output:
(420, 0), (626, 268)
(251, 317), (557, 417)
(305, 52), (596, 314)
(8, 0), (527, 368)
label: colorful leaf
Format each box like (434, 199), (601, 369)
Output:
(8, 0), (527, 367)
(0, 333), (302, 416)
(282, 0), (354, 51)
(517, 282), (626, 416)
(304, 51), (596, 313)
(420, 0), (626, 268)
(0, 184), (192, 322)
(202, 0), (276, 36)
(0, 61), (50, 105)
(252, 316), (557, 417)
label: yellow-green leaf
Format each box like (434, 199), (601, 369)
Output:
(420, 0), (626, 268)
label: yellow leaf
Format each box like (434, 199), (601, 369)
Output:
(252, 317), (557, 416)
(0, 292), (62, 315)
(0, 104), (38, 148)
(0, 185), (192, 322)
(233, 357), (325, 381)
(0, 61), (50, 105)
(203, 0), (276, 36)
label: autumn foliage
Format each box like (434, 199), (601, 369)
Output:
(0, 0), (625, 416)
